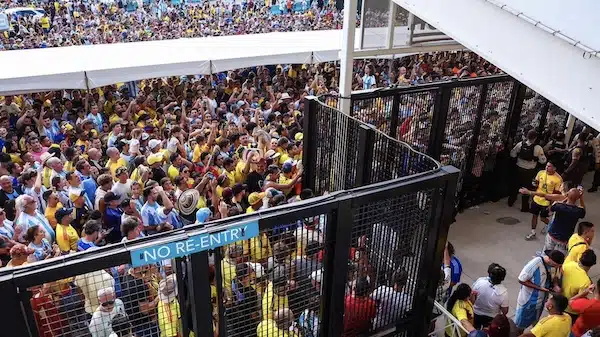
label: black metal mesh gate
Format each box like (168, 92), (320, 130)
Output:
(331, 75), (573, 211)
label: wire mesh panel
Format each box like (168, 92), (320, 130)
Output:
(462, 81), (513, 206)
(396, 90), (437, 153)
(352, 94), (395, 134)
(440, 85), (482, 199)
(218, 214), (328, 337)
(313, 100), (361, 194)
(515, 87), (546, 142)
(345, 188), (436, 336)
(370, 132), (440, 185)
(28, 258), (183, 337)
(547, 102), (569, 134)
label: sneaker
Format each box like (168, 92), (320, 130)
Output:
(589, 187), (598, 193)
(525, 233), (537, 241)
(541, 224), (548, 235)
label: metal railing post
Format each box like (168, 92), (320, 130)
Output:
(302, 97), (318, 192)
(505, 80), (527, 149)
(188, 252), (215, 337)
(413, 166), (460, 337)
(355, 124), (376, 187)
(429, 86), (451, 160)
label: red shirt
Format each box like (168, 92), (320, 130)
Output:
(571, 298), (600, 337)
(343, 295), (376, 336)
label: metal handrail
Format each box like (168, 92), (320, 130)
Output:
(430, 301), (470, 337)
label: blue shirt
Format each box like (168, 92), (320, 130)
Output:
(548, 203), (586, 242)
(450, 256), (462, 284)
(29, 239), (52, 261)
(76, 237), (97, 251)
(141, 201), (163, 235)
(105, 207), (123, 238)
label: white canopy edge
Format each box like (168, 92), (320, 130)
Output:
(0, 28), (462, 95)
(393, 0), (600, 131)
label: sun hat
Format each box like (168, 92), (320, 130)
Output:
(158, 275), (178, 302)
(147, 153), (163, 166)
(177, 189), (200, 216)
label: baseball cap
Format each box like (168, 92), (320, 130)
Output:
(295, 133), (304, 141)
(148, 139), (161, 150)
(147, 153), (163, 166)
(282, 162), (293, 173)
(141, 133), (150, 141)
(55, 207), (73, 224)
(248, 192), (266, 206)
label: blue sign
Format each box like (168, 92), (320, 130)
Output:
(130, 221), (259, 267)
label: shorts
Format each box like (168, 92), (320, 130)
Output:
(543, 234), (568, 255)
(530, 202), (550, 218)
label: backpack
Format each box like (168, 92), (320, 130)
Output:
(518, 142), (536, 161)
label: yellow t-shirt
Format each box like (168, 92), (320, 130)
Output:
(246, 207), (255, 214)
(167, 165), (179, 181)
(234, 161), (247, 184)
(221, 258), (236, 299)
(42, 167), (53, 189)
(106, 158), (127, 179)
(45, 202), (63, 229)
(157, 299), (181, 337)
(225, 170), (235, 188)
(446, 300), (474, 337)
(562, 261), (591, 314)
(64, 161), (74, 173)
(56, 224), (79, 252)
(192, 143), (210, 163)
(40, 17), (50, 29)
(243, 233), (272, 263)
(278, 174), (293, 196)
(530, 314), (571, 337)
(566, 234), (589, 264)
(257, 319), (297, 337)
(261, 282), (289, 320)
(533, 171), (563, 207)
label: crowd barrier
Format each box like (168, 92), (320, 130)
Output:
(312, 75), (569, 211)
(0, 98), (458, 337)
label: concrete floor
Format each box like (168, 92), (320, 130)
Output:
(448, 172), (600, 318)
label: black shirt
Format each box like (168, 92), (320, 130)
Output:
(245, 171), (266, 193)
(151, 167), (166, 183)
(548, 203), (586, 242)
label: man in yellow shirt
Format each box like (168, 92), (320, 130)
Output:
(40, 14), (50, 33)
(55, 207), (79, 253)
(562, 250), (596, 321)
(247, 192), (265, 214)
(105, 147), (127, 179)
(521, 294), (571, 337)
(526, 163), (562, 241)
(43, 190), (63, 229)
(257, 308), (297, 337)
(566, 222), (595, 264)
(262, 270), (290, 321)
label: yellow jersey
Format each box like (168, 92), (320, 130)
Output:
(562, 261), (591, 314)
(261, 282), (289, 320)
(56, 224), (79, 252)
(533, 170), (562, 207)
(106, 158), (127, 179)
(530, 314), (571, 337)
(566, 234), (589, 264)
(446, 300), (474, 337)
(157, 299), (181, 337)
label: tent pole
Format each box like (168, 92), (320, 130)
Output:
(84, 71), (91, 93)
(210, 60), (214, 88)
(339, 0), (358, 115)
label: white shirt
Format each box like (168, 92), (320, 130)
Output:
(111, 180), (133, 203)
(370, 286), (411, 329)
(472, 277), (509, 317)
(167, 137), (179, 154)
(95, 188), (109, 210)
(510, 141), (547, 170)
(88, 299), (126, 337)
(74, 270), (115, 314)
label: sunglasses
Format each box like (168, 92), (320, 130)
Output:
(101, 301), (115, 307)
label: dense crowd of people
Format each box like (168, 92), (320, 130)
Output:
(3, 1), (599, 337)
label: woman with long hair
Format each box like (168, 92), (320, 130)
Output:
(446, 283), (476, 337)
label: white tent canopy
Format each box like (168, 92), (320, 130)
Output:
(393, 0), (600, 131)
(0, 28), (460, 95)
